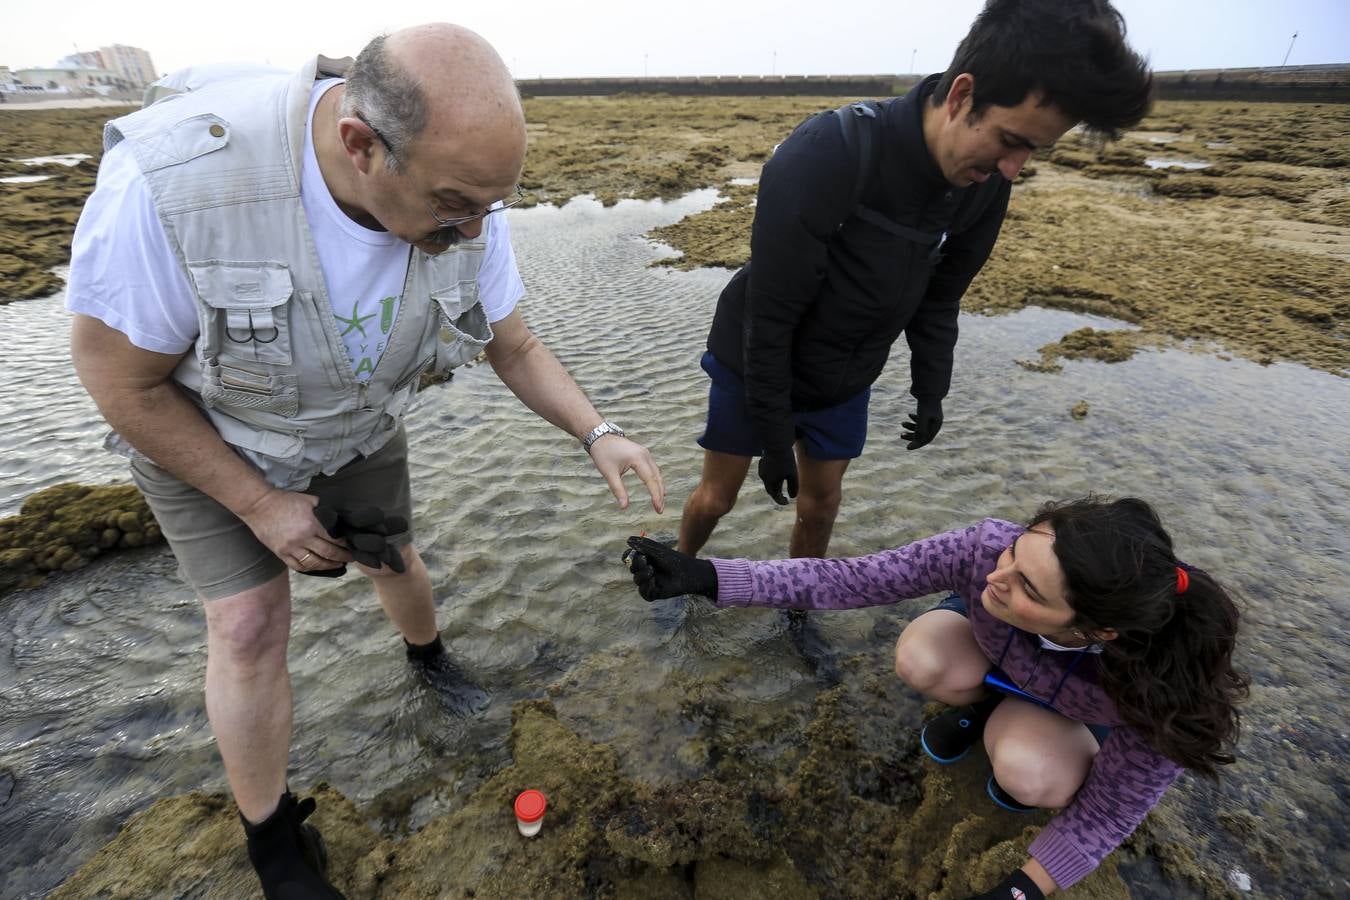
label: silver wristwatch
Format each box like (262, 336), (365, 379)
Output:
(581, 421), (625, 451)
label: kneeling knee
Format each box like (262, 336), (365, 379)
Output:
(894, 641), (944, 692)
(991, 752), (1080, 809)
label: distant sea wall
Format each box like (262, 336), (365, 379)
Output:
(519, 74), (911, 98)
(1151, 64), (1349, 102)
(519, 64), (1350, 102)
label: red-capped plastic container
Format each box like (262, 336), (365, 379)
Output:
(514, 789), (547, 837)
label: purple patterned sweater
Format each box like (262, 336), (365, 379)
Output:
(709, 518), (1182, 889)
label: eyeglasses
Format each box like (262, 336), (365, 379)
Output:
(354, 110), (525, 229)
(427, 186), (526, 228)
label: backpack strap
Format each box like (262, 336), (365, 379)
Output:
(833, 101), (878, 212)
(834, 101), (948, 259)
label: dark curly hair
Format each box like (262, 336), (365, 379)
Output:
(932, 0), (1153, 139)
(1030, 497), (1249, 777)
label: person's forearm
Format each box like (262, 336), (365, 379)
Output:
(487, 332), (601, 439)
(92, 380), (273, 516)
(1024, 859), (1058, 896)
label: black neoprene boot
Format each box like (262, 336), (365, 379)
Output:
(987, 775), (1038, 813)
(405, 634), (490, 717)
(920, 694), (1003, 764)
(241, 792), (345, 899)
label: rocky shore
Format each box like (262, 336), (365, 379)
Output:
(54, 691), (1217, 899)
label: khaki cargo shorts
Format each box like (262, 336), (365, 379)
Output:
(131, 427), (414, 601)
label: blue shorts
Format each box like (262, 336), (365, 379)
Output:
(927, 593), (1111, 745)
(696, 351), (869, 461)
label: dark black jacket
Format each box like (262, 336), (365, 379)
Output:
(706, 76), (1010, 454)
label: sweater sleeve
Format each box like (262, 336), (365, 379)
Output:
(1028, 726), (1183, 889)
(905, 180), (1009, 404)
(709, 519), (1017, 609)
(742, 112), (856, 454)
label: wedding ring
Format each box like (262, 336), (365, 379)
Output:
(297, 551), (314, 567)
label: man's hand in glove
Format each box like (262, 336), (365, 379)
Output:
(902, 398), (944, 450)
(622, 536), (718, 601)
(306, 503), (410, 577)
(758, 447), (799, 505)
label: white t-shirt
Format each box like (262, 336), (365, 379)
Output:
(67, 78), (524, 379)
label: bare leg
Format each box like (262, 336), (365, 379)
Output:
(894, 609), (991, 706)
(678, 450), (753, 555)
(984, 699), (1100, 809)
(790, 448), (850, 558)
(203, 573), (293, 823)
(361, 544), (437, 645)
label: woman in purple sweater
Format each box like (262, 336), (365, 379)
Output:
(623, 497), (1248, 900)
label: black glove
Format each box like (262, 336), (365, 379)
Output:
(622, 536), (718, 601)
(902, 398), (943, 450)
(307, 503), (410, 577)
(758, 447), (799, 505)
(968, 869), (1045, 900)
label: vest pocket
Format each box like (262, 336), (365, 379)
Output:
(188, 261), (295, 367)
(431, 283), (494, 371)
(208, 407), (305, 462)
(202, 359), (300, 418)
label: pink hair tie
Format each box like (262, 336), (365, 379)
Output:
(1175, 566), (1190, 595)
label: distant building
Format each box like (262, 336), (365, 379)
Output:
(99, 44), (157, 87)
(66, 51), (107, 71)
(0, 66), (46, 97)
(12, 65), (135, 97)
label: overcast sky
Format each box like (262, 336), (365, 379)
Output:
(2, 0), (1346, 78)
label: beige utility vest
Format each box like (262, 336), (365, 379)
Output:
(104, 56), (492, 490)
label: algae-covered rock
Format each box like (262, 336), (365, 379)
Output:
(694, 853), (818, 899)
(51, 691), (1188, 899)
(605, 779), (778, 867)
(49, 785), (380, 900)
(889, 758), (1131, 899)
(0, 482), (163, 599)
(1018, 327), (1141, 373)
(373, 699), (636, 898)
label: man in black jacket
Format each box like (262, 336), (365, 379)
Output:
(679, 0), (1152, 559)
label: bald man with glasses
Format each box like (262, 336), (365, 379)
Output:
(66, 23), (663, 898)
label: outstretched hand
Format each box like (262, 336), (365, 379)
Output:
(902, 398), (944, 450)
(588, 435), (666, 513)
(622, 536), (718, 602)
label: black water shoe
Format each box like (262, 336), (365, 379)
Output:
(405, 635), (490, 717)
(986, 775), (1038, 813)
(919, 695), (1002, 764)
(242, 792), (345, 899)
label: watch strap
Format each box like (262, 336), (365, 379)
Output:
(581, 421), (625, 451)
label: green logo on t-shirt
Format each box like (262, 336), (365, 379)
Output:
(337, 300), (376, 338)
